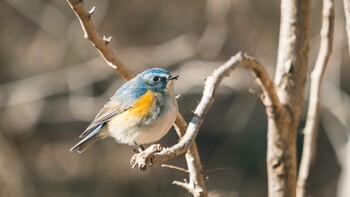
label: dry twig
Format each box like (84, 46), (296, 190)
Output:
(297, 1), (334, 196)
(161, 164), (189, 173)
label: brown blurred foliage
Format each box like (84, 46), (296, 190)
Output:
(0, 0), (349, 196)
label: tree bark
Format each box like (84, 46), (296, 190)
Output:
(267, 0), (311, 196)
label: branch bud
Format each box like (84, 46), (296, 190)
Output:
(103, 36), (112, 44)
(88, 6), (96, 17)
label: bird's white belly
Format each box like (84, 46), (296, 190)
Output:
(107, 96), (178, 146)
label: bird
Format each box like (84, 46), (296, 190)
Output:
(70, 68), (179, 153)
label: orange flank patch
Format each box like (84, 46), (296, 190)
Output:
(128, 90), (154, 118)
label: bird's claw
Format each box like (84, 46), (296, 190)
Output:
(130, 144), (162, 171)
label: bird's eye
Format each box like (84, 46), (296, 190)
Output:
(152, 76), (159, 82)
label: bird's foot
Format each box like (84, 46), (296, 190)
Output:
(133, 143), (145, 153)
(130, 144), (163, 171)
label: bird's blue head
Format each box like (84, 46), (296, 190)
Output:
(138, 68), (178, 93)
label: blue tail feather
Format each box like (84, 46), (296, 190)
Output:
(70, 124), (104, 153)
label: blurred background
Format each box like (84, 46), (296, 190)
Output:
(0, 0), (349, 196)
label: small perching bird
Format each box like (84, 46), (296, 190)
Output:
(70, 68), (179, 153)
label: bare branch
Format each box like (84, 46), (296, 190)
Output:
(297, 1), (334, 196)
(173, 114), (207, 197)
(130, 144), (163, 171)
(66, 0), (134, 79)
(172, 178), (205, 197)
(184, 146), (206, 197)
(130, 53), (278, 196)
(132, 52), (280, 171)
(268, 0), (311, 196)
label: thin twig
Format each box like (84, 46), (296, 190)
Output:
(173, 180), (194, 194)
(161, 164), (189, 173)
(205, 167), (231, 174)
(297, 0), (334, 196)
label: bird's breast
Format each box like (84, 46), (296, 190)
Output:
(107, 90), (178, 145)
(127, 90), (155, 119)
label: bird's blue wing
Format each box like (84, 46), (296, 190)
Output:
(71, 101), (132, 153)
(77, 75), (148, 136)
(71, 74), (150, 152)
(79, 101), (131, 138)
(79, 80), (148, 138)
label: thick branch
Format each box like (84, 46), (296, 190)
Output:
(173, 111), (207, 197)
(269, 0), (310, 196)
(297, 0), (334, 197)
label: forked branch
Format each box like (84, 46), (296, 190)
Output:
(131, 52), (280, 196)
(132, 52), (281, 168)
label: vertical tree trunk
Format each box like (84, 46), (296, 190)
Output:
(267, 0), (311, 196)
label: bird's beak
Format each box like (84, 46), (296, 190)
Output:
(168, 75), (179, 81)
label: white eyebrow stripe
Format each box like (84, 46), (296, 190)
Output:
(159, 74), (169, 78)
(146, 73), (169, 78)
